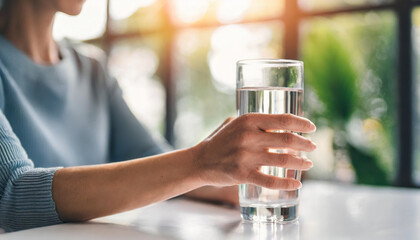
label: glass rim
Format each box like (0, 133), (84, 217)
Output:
(237, 59), (303, 67)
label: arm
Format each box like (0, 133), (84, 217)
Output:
(103, 74), (236, 204)
(184, 185), (239, 205)
(53, 148), (200, 221)
(0, 110), (61, 231)
(53, 113), (316, 222)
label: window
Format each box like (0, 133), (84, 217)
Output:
(55, 0), (418, 187)
(413, 8), (420, 184)
(301, 11), (397, 183)
(173, 22), (283, 148)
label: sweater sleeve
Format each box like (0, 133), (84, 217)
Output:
(0, 110), (62, 232)
(106, 75), (172, 162)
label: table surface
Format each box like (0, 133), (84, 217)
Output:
(3, 181), (420, 240)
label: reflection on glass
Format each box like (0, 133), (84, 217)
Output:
(173, 23), (283, 148)
(53, 0), (107, 41)
(108, 37), (166, 135)
(299, 0), (394, 12)
(301, 11), (397, 184)
(232, 222), (300, 240)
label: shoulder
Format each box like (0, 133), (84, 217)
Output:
(60, 39), (108, 76)
(60, 39), (121, 97)
(60, 39), (118, 89)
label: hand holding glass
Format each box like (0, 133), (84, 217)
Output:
(236, 59), (313, 223)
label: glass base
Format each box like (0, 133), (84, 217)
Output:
(240, 204), (298, 223)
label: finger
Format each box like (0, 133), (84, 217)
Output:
(286, 169), (298, 178)
(256, 132), (316, 152)
(258, 153), (313, 170)
(248, 171), (302, 190)
(242, 113), (316, 133)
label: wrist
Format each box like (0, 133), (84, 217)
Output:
(187, 143), (210, 186)
(182, 146), (207, 188)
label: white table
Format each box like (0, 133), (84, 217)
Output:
(3, 181), (420, 240)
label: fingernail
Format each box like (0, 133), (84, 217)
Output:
(311, 142), (317, 150)
(305, 160), (313, 168)
(295, 181), (302, 189)
(306, 120), (316, 131)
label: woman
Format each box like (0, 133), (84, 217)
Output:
(0, 0), (316, 232)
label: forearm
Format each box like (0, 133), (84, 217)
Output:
(52, 148), (202, 222)
(52, 114), (316, 223)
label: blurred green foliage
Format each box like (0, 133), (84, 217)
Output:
(303, 26), (358, 126)
(267, 67), (301, 88)
(302, 12), (396, 185)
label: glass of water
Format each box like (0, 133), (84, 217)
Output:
(237, 59), (304, 223)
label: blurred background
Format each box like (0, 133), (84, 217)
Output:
(53, 0), (419, 187)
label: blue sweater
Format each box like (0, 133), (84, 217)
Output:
(0, 35), (169, 231)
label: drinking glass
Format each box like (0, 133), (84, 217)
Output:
(236, 59), (304, 223)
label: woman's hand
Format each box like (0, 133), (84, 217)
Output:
(52, 114), (315, 222)
(191, 114), (316, 190)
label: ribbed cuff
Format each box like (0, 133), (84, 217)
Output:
(0, 167), (63, 232)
